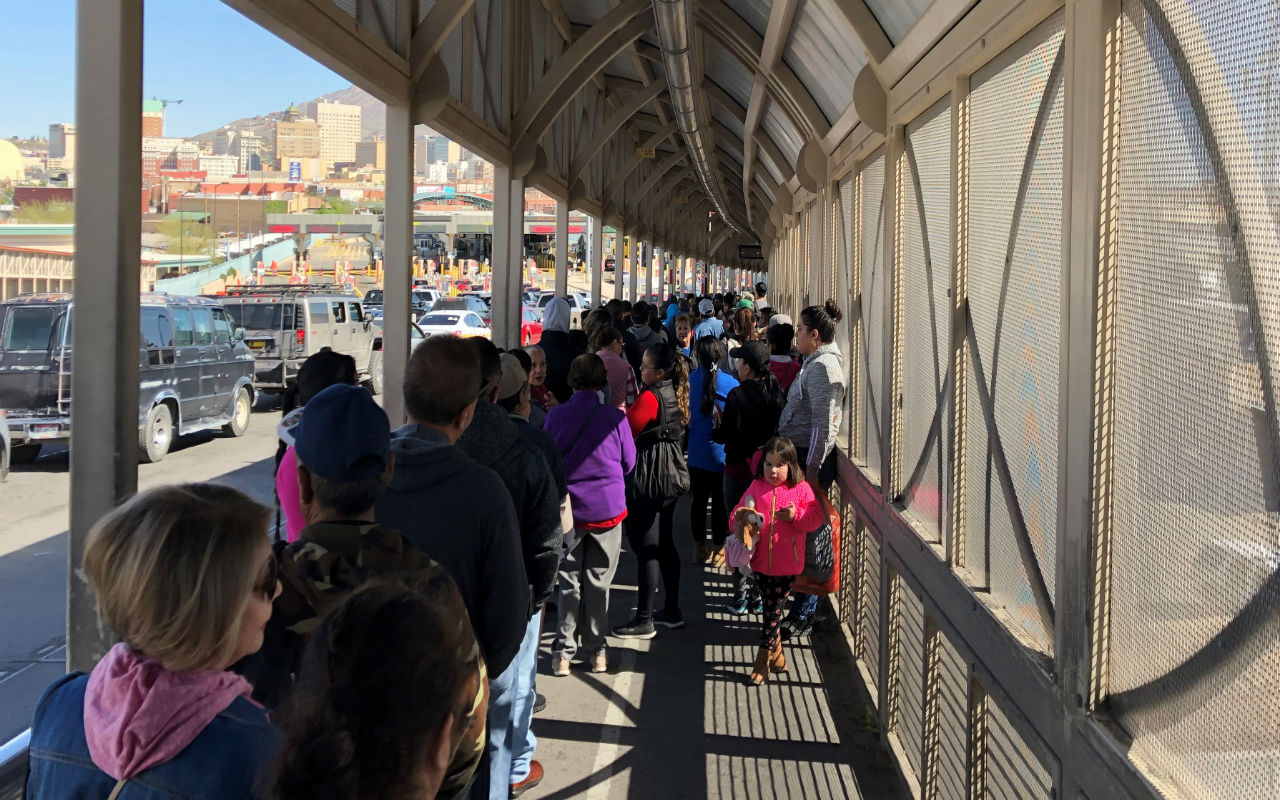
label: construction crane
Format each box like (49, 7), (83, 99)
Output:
(153, 97), (183, 109)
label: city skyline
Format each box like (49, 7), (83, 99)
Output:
(3, 0), (349, 140)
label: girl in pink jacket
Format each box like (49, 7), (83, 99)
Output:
(730, 436), (825, 685)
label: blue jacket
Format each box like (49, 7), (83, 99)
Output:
(687, 366), (739, 471)
(693, 317), (724, 340)
(26, 673), (279, 799)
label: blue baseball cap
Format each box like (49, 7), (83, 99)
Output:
(293, 384), (391, 482)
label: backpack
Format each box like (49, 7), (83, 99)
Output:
(630, 386), (690, 502)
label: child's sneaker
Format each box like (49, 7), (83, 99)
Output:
(724, 597), (749, 616)
(749, 595), (764, 614)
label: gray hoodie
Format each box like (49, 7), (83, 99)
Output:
(777, 343), (846, 477)
(375, 423), (528, 676)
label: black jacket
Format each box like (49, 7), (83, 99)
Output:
(375, 424), (528, 676)
(512, 414), (569, 500)
(537, 329), (586, 403)
(459, 401), (563, 614)
(615, 318), (645, 375)
(712, 377), (788, 469)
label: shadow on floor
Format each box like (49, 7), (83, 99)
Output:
(532, 494), (909, 799)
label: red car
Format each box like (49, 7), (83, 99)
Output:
(521, 307), (543, 346)
(455, 279), (473, 292)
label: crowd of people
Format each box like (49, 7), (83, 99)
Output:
(23, 282), (849, 800)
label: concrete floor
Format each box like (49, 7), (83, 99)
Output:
(527, 495), (908, 800)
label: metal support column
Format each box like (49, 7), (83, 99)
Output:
(647, 245), (657, 301)
(629, 239), (640, 301)
(680, 256), (688, 295)
(614, 234), (626, 301)
(492, 165), (525, 348)
(69, 0), (144, 672)
(555, 199), (569, 297)
(590, 215), (604, 306)
(382, 101), (413, 427)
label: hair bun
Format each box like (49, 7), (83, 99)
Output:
(823, 299), (843, 323)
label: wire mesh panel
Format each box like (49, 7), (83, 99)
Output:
(860, 529), (883, 706)
(1103, 2), (1280, 798)
(927, 628), (969, 800)
(899, 97), (955, 543)
(891, 575), (927, 785)
(964, 11), (1064, 652)
(983, 695), (1053, 800)
(838, 174), (856, 451)
(861, 149), (887, 483)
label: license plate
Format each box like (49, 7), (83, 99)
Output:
(247, 340), (268, 350)
(31, 424), (62, 439)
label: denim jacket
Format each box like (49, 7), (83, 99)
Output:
(25, 673), (279, 799)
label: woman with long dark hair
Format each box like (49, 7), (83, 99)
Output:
(614, 343), (691, 639)
(777, 299), (846, 638)
(713, 340), (787, 614)
(686, 336), (738, 565)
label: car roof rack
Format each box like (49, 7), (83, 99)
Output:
(218, 284), (350, 297)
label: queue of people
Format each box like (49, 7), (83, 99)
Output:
(23, 288), (846, 800)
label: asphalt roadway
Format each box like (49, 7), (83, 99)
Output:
(0, 412), (280, 744)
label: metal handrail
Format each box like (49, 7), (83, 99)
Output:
(0, 728), (30, 800)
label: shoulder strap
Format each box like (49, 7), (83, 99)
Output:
(561, 402), (603, 457)
(108, 779), (128, 800)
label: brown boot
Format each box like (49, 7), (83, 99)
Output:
(749, 645), (770, 686)
(769, 639), (788, 674)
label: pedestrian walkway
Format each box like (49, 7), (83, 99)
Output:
(531, 496), (907, 799)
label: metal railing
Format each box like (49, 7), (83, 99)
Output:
(0, 729), (30, 800)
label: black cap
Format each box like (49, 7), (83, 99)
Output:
(729, 340), (770, 375)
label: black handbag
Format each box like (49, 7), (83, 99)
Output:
(631, 389), (690, 502)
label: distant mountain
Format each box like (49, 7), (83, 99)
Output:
(192, 85), (388, 144)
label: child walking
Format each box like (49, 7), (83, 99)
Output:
(730, 436), (825, 685)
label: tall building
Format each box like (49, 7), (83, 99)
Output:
(302, 100), (361, 174)
(355, 136), (385, 170)
(198, 154), (238, 181)
(426, 135), (456, 164)
(276, 104), (321, 164)
(142, 100), (165, 137)
(212, 128), (237, 157)
(234, 132), (264, 174)
(49, 124), (76, 168)
(141, 138), (200, 178)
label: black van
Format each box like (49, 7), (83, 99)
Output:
(0, 293), (255, 464)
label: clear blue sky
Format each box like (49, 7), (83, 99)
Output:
(2, 0), (349, 140)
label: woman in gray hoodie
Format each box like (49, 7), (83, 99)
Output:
(776, 299), (845, 636)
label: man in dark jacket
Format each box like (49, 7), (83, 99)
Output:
(536, 296), (585, 403)
(606, 297), (644, 373)
(460, 338), (560, 799)
(375, 335), (528, 679)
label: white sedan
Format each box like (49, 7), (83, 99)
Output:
(415, 311), (491, 339)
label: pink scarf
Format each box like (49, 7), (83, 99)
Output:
(84, 643), (254, 781)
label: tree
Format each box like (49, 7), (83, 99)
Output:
(264, 200), (288, 214)
(314, 198), (357, 215)
(13, 201), (74, 223)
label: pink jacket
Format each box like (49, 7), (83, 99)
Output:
(733, 478), (824, 576)
(598, 348), (638, 411)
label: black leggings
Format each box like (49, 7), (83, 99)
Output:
(756, 574), (795, 647)
(626, 496), (681, 620)
(689, 467), (728, 548)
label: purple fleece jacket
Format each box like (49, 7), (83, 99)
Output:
(543, 390), (636, 526)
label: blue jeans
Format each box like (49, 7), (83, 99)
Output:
(489, 610), (542, 797)
(509, 610), (543, 784)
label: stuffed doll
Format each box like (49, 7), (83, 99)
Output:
(725, 495), (764, 571)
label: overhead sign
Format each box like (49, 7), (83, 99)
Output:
(636, 146), (656, 159)
(738, 244), (764, 260)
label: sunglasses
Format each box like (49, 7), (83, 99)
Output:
(254, 551), (280, 597)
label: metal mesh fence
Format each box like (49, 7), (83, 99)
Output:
(892, 575), (927, 782)
(860, 529), (883, 705)
(984, 695), (1052, 800)
(900, 97), (955, 542)
(929, 628), (969, 800)
(1104, 2), (1280, 798)
(964, 11), (1064, 652)
(838, 174), (856, 451)
(861, 149), (887, 482)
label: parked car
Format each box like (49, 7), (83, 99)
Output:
(215, 285), (383, 395)
(433, 295), (491, 325)
(522, 290), (542, 307)
(521, 307), (543, 346)
(604, 257), (615, 273)
(415, 311), (490, 339)
(455, 279), (473, 293)
(0, 292), (255, 464)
